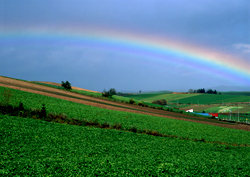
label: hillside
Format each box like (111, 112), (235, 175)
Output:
(1, 76), (249, 130)
(125, 92), (250, 104)
(0, 76), (250, 175)
(124, 91), (250, 113)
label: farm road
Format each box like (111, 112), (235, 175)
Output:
(0, 76), (249, 131)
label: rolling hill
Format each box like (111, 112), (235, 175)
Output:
(0, 76), (249, 176)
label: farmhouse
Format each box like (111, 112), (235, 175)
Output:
(185, 109), (194, 113)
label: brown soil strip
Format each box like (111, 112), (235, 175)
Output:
(0, 76), (249, 131)
(38, 81), (100, 93)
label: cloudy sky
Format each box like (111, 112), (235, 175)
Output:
(0, 0), (249, 91)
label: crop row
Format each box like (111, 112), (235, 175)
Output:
(0, 116), (249, 176)
(0, 86), (249, 144)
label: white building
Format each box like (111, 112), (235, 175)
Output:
(186, 109), (194, 113)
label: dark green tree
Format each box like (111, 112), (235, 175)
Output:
(102, 88), (117, 98)
(61, 81), (72, 90)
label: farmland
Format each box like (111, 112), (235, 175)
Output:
(125, 92), (250, 104)
(125, 91), (250, 113)
(1, 116), (249, 176)
(0, 77), (250, 176)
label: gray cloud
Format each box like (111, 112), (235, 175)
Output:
(1, 0), (250, 91)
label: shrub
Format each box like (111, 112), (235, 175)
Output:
(40, 104), (47, 119)
(102, 88), (117, 98)
(61, 81), (72, 90)
(129, 99), (135, 104)
(152, 99), (167, 106)
(100, 122), (110, 128)
(112, 123), (122, 130)
(129, 127), (137, 133)
(18, 102), (24, 111)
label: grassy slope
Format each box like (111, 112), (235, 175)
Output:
(1, 86), (250, 145)
(1, 116), (249, 176)
(126, 93), (199, 102)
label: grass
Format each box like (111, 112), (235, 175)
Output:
(124, 93), (197, 102)
(1, 116), (249, 176)
(0, 86), (250, 145)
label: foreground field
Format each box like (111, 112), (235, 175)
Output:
(1, 116), (249, 176)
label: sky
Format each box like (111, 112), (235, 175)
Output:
(0, 0), (250, 92)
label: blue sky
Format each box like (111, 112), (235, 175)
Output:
(0, 0), (249, 91)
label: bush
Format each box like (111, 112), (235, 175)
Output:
(61, 81), (72, 90)
(102, 88), (117, 98)
(40, 104), (47, 119)
(129, 99), (135, 104)
(129, 127), (137, 133)
(112, 123), (122, 130)
(152, 99), (167, 106)
(138, 102), (146, 107)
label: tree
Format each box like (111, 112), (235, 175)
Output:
(109, 88), (116, 96)
(61, 81), (72, 90)
(102, 88), (117, 98)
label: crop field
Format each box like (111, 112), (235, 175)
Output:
(127, 93), (199, 103)
(222, 91), (250, 96)
(1, 116), (250, 176)
(180, 103), (250, 114)
(1, 86), (250, 144)
(125, 92), (250, 104)
(1, 82), (250, 176)
(172, 94), (250, 104)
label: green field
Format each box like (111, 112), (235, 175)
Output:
(125, 92), (250, 104)
(1, 86), (249, 144)
(172, 94), (250, 104)
(125, 93), (198, 103)
(1, 85), (250, 176)
(1, 116), (249, 176)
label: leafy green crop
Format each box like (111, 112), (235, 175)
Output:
(1, 116), (249, 176)
(0, 86), (249, 145)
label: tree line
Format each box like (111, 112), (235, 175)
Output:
(188, 88), (217, 94)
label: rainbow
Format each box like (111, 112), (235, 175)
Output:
(1, 27), (250, 85)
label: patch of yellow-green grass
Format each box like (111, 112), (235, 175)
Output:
(142, 93), (200, 103)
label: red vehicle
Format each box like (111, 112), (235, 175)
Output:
(208, 113), (218, 118)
